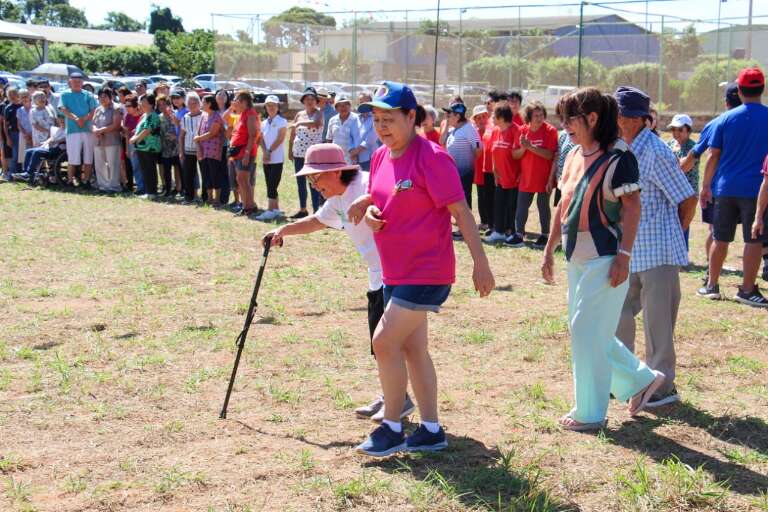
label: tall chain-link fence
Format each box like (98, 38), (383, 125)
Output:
(213, 1), (767, 115)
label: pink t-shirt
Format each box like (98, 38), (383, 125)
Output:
(368, 135), (465, 285)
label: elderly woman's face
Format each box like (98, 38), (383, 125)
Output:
(188, 98), (201, 113)
(529, 108), (545, 128)
(421, 115), (435, 131)
(98, 94), (111, 107)
(303, 95), (317, 110)
(373, 107), (413, 150)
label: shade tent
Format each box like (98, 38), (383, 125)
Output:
(0, 20), (44, 41)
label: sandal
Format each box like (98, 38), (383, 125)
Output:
(559, 414), (606, 432)
(628, 370), (666, 417)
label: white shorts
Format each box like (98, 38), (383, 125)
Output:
(65, 132), (95, 166)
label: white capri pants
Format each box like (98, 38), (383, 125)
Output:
(65, 132), (95, 166)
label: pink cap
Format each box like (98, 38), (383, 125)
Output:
(294, 143), (359, 176)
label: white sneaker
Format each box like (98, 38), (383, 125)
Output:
(371, 395), (416, 422)
(255, 209), (281, 221)
(484, 231), (506, 244)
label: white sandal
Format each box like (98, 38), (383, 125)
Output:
(629, 370), (666, 417)
(559, 414), (607, 432)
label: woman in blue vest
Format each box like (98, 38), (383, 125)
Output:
(541, 87), (664, 431)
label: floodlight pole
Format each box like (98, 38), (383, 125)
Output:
(577, 1), (585, 87)
(432, 0), (441, 106)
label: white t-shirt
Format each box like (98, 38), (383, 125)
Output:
(182, 112), (203, 154)
(262, 114), (287, 164)
(315, 171), (383, 291)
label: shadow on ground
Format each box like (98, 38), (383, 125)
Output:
(365, 433), (581, 511)
(606, 402), (768, 496)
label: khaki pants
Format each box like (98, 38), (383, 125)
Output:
(94, 145), (122, 192)
(616, 265), (680, 395)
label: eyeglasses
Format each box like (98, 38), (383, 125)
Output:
(308, 174), (322, 186)
(562, 115), (584, 126)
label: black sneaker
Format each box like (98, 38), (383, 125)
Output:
(405, 425), (448, 452)
(484, 229), (493, 237)
(290, 210), (309, 219)
(762, 264), (768, 283)
(645, 387), (680, 408)
(504, 234), (525, 248)
(355, 424), (406, 457)
(697, 283), (721, 300)
(735, 285), (768, 308)
(533, 235), (548, 249)
(452, 230), (463, 241)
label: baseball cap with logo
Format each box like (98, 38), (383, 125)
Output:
(442, 103), (467, 115)
(667, 113), (693, 129)
(294, 143), (359, 177)
(358, 81), (417, 113)
(737, 67), (765, 88)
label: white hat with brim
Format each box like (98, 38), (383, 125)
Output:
(315, 87), (330, 98)
(667, 113), (693, 129)
(294, 143), (360, 177)
(264, 95), (280, 105)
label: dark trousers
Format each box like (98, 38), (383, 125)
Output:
(516, 191), (551, 236)
(494, 186), (518, 234)
(294, 157), (323, 211)
(459, 171), (473, 209)
(181, 153), (198, 200)
(477, 172), (495, 226)
(219, 145), (231, 204)
(137, 151), (159, 195)
(367, 287), (385, 356)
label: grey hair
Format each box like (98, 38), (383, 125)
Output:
(424, 105), (439, 122)
(185, 91), (201, 108)
(31, 91), (46, 103)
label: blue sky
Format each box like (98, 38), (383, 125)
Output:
(70, 0), (766, 34)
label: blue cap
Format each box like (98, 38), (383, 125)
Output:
(725, 82), (741, 107)
(614, 86), (650, 118)
(358, 81), (417, 113)
(442, 103), (467, 115)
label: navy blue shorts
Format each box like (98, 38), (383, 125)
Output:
(383, 285), (451, 313)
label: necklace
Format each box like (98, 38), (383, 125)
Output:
(581, 145), (601, 157)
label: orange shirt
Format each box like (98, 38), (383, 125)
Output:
(422, 128), (441, 145)
(491, 124), (521, 189)
(518, 122), (558, 193)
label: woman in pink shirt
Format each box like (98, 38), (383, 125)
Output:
(348, 82), (495, 457)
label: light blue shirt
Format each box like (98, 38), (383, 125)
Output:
(327, 112), (362, 164)
(321, 102), (336, 141)
(357, 112), (379, 163)
(629, 128), (695, 273)
(59, 90), (97, 134)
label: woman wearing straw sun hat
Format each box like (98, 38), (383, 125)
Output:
(264, 142), (416, 422)
(347, 81), (495, 457)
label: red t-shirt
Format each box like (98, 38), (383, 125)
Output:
(230, 108), (260, 159)
(481, 122), (498, 173)
(518, 122), (558, 193)
(473, 125), (486, 185)
(513, 113), (524, 127)
(491, 124), (521, 189)
(421, 128), (441, 145)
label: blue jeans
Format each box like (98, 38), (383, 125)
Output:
(294, 157), (322, 211)
(8, 131), (20, 174)
(128, 144), (143, 193)
(24, 146), (62, 180)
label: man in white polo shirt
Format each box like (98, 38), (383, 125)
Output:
(265, 143), (415, 422)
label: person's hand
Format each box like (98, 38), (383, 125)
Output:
(193, 135), (201, 143)
(546, 175), (556, 194)
(520, 136), (532, 149)
(129, 136), (137, 144)
(608, 253), (631, 288)
(364, 205), (386, 232)
(541, 250), (555, 284)
(264, 149), (271, 163)
(76, 117), (86, 128)
(263, 229), (284, 247)
(752, 216), (765, 240)
(699, 185), (712, 209)
(472, 260), (495, 297)
(347, 195), (371, 225)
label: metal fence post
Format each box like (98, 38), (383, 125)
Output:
(658, 16), (664, 109)
(352, 11), (358, 89)
(577, 1), (584, 88)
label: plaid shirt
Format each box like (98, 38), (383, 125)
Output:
(629, 128), (695, 273)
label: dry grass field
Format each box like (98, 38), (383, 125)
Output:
(0, 157), (766, 511)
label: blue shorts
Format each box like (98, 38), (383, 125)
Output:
(383, 285), (451, 313)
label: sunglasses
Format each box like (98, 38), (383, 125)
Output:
(308, 174), (323, 186)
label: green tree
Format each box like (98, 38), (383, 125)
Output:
(0, 0), (24, 22)
(160, 29), (214, 78)
(215, 39), (277, 79)
(35, 3), (88, 28)
(47, 43), (99, 72)
(95, 11), (145, 32)
(97, 46), (165, 75)
(464, 55), (532, 90)
(148, 5), (183, 34)
(0, 40), (38, 72)
(605, 63), (673, 104)
(682, 58), (759, 112)
(662, 24), (700, 78)
(531, 57), (605, 88)
(263, 7), (336, 48)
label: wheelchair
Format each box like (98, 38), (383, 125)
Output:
(33, 148), (69, 187)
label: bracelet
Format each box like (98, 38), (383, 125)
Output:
(618, 249), (632, 258)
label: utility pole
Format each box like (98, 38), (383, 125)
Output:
(459, 8), (465, 95)
(577, 1), (584, 87)
(352, 11), (358, 90)
(746, 0), (754, 60)
(432, 0), (441, 106)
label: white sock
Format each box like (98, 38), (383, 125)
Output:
(421, 421), (440, 434)
(382, 419), (402, 433)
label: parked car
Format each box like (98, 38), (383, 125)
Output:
(148, 74), (182, 84)
(193, 74), (217, 91)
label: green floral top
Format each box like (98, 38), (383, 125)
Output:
(135, 111), (161, 153)
(667, 138), (698, 192)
